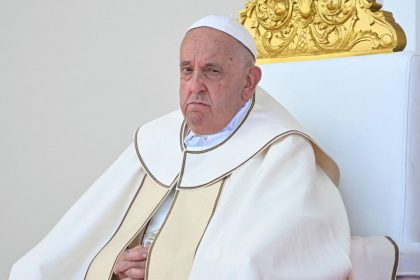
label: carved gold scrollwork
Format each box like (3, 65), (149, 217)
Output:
(240, 0), (406, 63)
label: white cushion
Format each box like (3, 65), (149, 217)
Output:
(259, 52), (420, 276)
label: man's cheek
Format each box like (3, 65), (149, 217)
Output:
(179, 93), (189, 113)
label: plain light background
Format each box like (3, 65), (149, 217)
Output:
(0, 0), (418, 278)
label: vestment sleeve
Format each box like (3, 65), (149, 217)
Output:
(189, 134), (351, 280)
(9, 143), (146, 280)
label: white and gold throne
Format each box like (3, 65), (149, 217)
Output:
(240, 0), (419, 279)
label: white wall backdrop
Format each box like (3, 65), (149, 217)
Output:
(381, 0), (419, 52)
(417, 0), (420, 51)
(0, 0), (418, 278)
(0, 0), (246, 278)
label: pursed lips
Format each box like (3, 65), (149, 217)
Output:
(187, 101), (210, 107)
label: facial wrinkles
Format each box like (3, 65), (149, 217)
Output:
(179, 28), (253, 134)
(183, 34), (234, 65)
(186, 91), (211, 107)
(181, 43), (228, 109)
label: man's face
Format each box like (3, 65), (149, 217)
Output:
(179, 27), (252, 135)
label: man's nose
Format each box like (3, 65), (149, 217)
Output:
(189, 71), (206, 94)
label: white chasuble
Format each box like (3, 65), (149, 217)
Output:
(10, 87), (397, 280)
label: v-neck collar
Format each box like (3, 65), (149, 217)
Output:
(135, 87), (339, 189)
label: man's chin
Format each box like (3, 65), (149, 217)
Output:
(185, 115), (209, 135)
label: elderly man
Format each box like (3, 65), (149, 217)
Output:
(10, 15), (351, 279)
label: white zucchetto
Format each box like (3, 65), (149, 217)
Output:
(187, 15), (257, 60)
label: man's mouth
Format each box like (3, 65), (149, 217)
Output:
(188, 101), (210, 107)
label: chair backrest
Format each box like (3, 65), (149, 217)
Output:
(259, 52), (420, 245)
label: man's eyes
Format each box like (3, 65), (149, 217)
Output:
(179, 67), (222, 77)
(207, 68), (220, 74)
(204, 67), (223, 77)
(181, 67), (193, 74)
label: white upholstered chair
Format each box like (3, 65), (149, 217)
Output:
(259, 51), (420, 279)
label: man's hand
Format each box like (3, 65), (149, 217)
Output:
(113, 245), (149, 280)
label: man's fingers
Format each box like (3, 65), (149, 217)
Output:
(125, 245), (149, 261)
(113, 245), (149, 276)
(114, 260), (147, 274)
(121, 246), (149, 261)
(124, 267), (146, 279)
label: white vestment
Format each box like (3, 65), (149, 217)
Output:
(10, 88), (369, 279)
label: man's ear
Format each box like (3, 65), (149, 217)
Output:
(241, 66), (262, 100)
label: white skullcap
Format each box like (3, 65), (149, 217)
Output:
(187, 15), (257, 60)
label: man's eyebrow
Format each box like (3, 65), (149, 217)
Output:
(179, 61), (222, 69)
(204, 63), (221, 69)
(180, 61), (190, 67)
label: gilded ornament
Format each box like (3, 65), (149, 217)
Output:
(239, 0), (406, 63)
